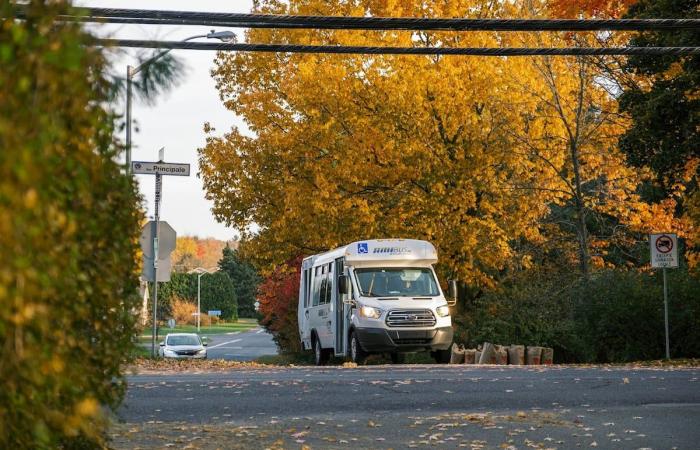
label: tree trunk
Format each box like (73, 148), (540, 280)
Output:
(570, 141), (590, 279)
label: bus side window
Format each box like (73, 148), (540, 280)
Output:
(304, 268), (311, 308)
(323, 264), (331, 304)
(313, 266), (322, 307)
(324, 263), (333, 305)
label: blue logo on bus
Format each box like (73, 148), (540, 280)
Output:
(357, 242), (369, 254)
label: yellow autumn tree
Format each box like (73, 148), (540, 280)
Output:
(199, 0), (678, 285)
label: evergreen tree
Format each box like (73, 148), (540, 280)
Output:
(619, 0), (699, 196)
(219, 246), (261, 318)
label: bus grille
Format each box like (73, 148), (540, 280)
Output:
(386, 309), (436, 328)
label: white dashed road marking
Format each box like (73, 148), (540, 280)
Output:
(208, 338), (242, 349)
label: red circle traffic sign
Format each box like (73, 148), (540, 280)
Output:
(655, 235), (674, 254)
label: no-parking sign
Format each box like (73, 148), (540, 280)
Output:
(650, 233), (678, 268)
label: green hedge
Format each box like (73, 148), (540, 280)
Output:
(454, 268), (700, 363)
(155, 272), (238, 321)
(0, 2), (142, 448)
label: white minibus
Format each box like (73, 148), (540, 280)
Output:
(297, 239), (456, 365)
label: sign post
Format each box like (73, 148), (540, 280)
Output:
(650, 233), (679, 360)
(134, 148), (191, 357)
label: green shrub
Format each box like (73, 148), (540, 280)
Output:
(0, 2), (141, 448)
(574, 269), (700, 362)
(156, 272), (238, 321)
(454, 270), (587, 362)
(454, 268), (700, 363)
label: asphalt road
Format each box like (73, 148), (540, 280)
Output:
(113, 365), (700, 449)
(203, 327), (278, 361)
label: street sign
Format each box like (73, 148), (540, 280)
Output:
(137, 149), (191, 357)
(650, 232), (680, 361)
(140, 221), (177, 259)
(208, 310), (222, 316)
(167, 318), (176, 328)
(142, 256), (172, 282)
(131, 161), (191, 176)
(650, 233), (678, 268)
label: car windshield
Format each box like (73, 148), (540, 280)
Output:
(354, 268), (439, 297)
(167, 335), (201, 346)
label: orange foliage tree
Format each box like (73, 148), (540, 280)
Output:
(257, 256), (303, 353)
(548, 0), (635, 18)
(171, 236), (231, 272)
(200, 0), (678, 286)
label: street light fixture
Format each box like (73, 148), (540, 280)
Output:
(188, 267), (219, 332)
(125, 30), (236, 173)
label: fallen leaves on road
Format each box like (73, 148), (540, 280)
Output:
(127, 357), (275, 374)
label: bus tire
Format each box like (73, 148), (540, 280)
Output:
(349, 331), (368, 365)
(312, 333), (330, 366)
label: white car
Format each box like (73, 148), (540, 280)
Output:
(159, 333), (207, 359)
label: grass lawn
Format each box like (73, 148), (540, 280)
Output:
(138, 318), (259, 342)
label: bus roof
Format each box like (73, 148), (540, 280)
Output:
(303, 239), (438, 268)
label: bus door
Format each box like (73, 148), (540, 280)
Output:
(298, 261), (313, 350)
(334, 257), (348, 356)
(310, 263), (333, 349)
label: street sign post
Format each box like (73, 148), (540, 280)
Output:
(650, 233), (679, 360)
(135, 148), (191, 357)
(131, 161), (191, 176)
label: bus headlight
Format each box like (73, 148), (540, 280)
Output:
(436, 305), (450, 317)
(359, 306), (382, 319)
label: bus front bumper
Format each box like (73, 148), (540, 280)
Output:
(355, 326), (453, 353)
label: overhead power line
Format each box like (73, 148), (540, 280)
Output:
(96, 39), (700, 56)
(21, 6), (700, 32)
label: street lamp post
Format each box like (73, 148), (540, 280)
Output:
(189, 267), (219, 332)
(125, 30), (235, 173)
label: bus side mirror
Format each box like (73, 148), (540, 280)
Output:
(338, 274), (351, 296)
(447, 280), (458, 306)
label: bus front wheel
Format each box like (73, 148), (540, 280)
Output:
(313, 335), (330, 366)
(349, 331), (368, 365)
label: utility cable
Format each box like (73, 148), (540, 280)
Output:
(95, 39), (700, 56)
(13, 6), (700, 32)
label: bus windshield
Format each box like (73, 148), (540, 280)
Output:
(354, 268), (439, 297)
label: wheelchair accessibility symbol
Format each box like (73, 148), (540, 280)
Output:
(357, 242), (369, 254)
